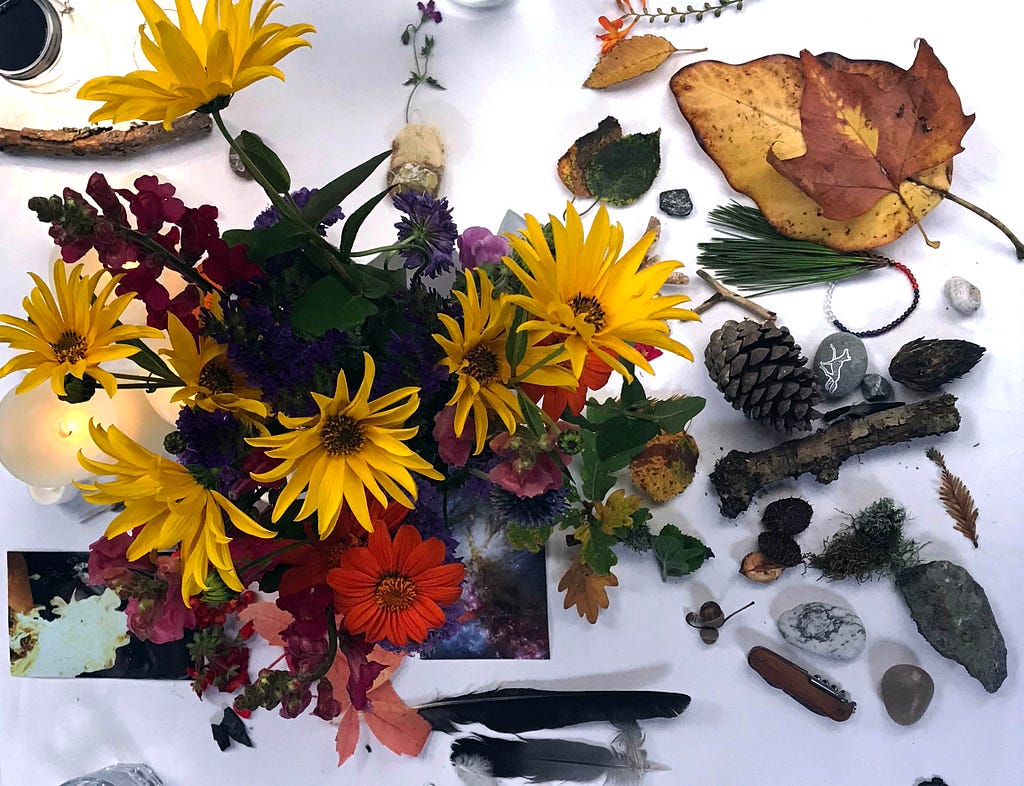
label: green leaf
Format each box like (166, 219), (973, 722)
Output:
(580, 524), (618, 574)
(584, 396), (626, 426)
(223, 219), (307, 264)
(302, 150), (390, 227)
(289, 275), (378, 336)
(579, 428), (617, 502)
(648, 396), (706, 434)
(619, 366), (647, 410)
(506, 524), (552, 553)
(596, 414), (659, 461)
(652, 524), (713, 581)
(505, 306), (529, 374)
(584, 130), (661, 207)
(235, 131), (290, 194)
(350, 265), (406, 299)
(340, 187), (394, 262)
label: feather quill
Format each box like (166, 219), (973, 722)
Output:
(926, 448), (979, 547)
(417, 688), (690, 733)
(451, 734), (664, 786)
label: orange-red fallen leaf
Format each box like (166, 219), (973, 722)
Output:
(558, 558), (618, 624)
(237, 601), (292, 647)
(362, 682), (431, 757)
(335, 707), (361, 765)
(768, 40), (974, 221)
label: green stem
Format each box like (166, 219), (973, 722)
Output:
(113, 372), (169, 382)
(236, 539), (307, 574)
(307, 610), (338, 683)
(210, 110), (361, 291)
(348, 241), (414, 258)
(510, 346), (566, 385)
(119, 227), (214, 293)
(124, 338), (180, 383)
(114, 382), (179, 390)
(910, 178), (1024, 260)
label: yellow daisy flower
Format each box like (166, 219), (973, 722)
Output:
(0, 261), (163, 397)
(77, 422), (276, 602)
(159, 314), (268, 426)
(503, 202), (700, 380)
(433, 268), (576, 454)
(77, 0), (316, 129)
(247, 352), (443, 538)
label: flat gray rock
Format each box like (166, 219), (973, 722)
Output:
(814, 332), (868, 399)
(777, 601), (866, 660)
(897, 560), (1007, 693)
(861, 373), (893, 402)
(881, 664), (934, 725)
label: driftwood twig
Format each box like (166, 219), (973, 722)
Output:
(0, 113), (212, 157)
(710, 394), (961, 517)
(694, 269), (774, 322)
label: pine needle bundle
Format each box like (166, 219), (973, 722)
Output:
(697, 203), (888, 296)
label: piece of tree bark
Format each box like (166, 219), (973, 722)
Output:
(0, 113), (212, 157)
(710, 394), (961, 518)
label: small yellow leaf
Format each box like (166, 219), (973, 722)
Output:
(558, 558), (618, 624)
(584, 36), (678, 89)
(594, 489), (641, 535)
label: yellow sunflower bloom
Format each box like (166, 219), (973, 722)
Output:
(247, 352), (443, 538)
(0, 261), (163, 398)
(433, 268), (576, 454)
(77, 422), (275, 602)
(159, 313), (268, 426)
(77, 0), (316, 129)
(503, 202), (699, 380)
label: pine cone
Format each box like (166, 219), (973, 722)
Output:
(705, 319), (822, 432)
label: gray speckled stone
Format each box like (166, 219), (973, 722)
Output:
(813, 332), (868, 399)
(881, 664), (934, 726)
(861, 373), (893, 402)
(777, 601), (866, 660)
(659, 189), (693, 218)
(943, 276), (981, 315)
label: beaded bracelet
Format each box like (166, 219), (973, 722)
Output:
(824, 259), (919, 338)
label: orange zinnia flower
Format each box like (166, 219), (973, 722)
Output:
(327, 525), (465, 646)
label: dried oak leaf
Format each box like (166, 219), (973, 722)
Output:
(558, 558), (618, 624)
(768, 41), (975, 221)
(557, 116), (622, 198)
(584, 35), (679, 89)
(670, 44), (959, 251)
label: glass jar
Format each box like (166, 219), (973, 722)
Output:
(0, 0), (63, 81)
(59, 763), (163, 786)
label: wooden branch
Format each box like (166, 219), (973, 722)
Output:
(709, 394), (961, 518)
(0, 113), (212, 157)
(694, 269), (775, 322)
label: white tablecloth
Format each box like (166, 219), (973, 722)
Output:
(2, 1), (1022, 784)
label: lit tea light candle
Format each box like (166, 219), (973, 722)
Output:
(0, 383), (115, 490)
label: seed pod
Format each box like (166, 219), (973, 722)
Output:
(740, 551), (785, 583)
(762, 497), (813, 535)
(758, 532), (803, 567)
(889, 338), (985, 392)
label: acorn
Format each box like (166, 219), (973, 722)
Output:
(740, 551), (785, 583)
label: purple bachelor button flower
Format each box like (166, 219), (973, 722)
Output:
(393, 189), (457, 278)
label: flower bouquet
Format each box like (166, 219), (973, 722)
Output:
(0, 0), (707, 762)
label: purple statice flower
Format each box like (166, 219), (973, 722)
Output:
(253, 187), (344, 235)
(457, 226), (510, 269)
(418, 1), (442, 24)
(175, 408), (249, 494)
(489, 485), (570, 529)
(392, 190), (457, 278)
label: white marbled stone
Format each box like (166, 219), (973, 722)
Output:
(777, 601), (866, 660)
(943, 276), (981, 315)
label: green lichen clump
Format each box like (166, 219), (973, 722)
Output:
(807, 498), (924, 582)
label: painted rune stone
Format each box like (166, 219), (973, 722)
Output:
(659, 189), (693, 218)
(777, 601), (866, 660)
(881, 664), (934, 726)
(813, 332), (868, 399)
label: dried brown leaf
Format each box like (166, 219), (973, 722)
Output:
(558, 558), (618, 624)
(557, 116), (622, 198)
(585, 36), (680, 89)
(926, 448), (979, 547)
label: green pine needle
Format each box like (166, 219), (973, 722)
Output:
(697, 203), (887, 296)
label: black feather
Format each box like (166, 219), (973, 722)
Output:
(451, 735), (652, 785)
(418, 688), (690, 733)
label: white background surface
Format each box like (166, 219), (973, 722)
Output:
(1, 1), (1022, 784)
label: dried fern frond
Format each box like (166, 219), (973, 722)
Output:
(926, 448), (979, 548)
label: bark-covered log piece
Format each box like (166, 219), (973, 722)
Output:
(710, 394), (961, 518)
(0, 113), (212, 157)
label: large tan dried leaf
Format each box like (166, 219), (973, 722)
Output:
(670, 52), (953, 251)
(585, 36), (679, 89)
(927, 448), (979, 547)
(558, 558), (618, 624)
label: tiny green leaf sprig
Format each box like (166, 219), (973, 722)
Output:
(401, 1), (446, 123)
(618, 0), (746, 25)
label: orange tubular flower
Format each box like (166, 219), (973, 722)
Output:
(521, 349), (613, 420)
(596, 15), (637, 55)
(328, 525), (465, 647)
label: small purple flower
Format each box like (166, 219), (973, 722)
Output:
(418, 1), (442, 24)
(253, 187), (344, 235)
(457, 226), (510, 269)
(393, 189), (458, 278)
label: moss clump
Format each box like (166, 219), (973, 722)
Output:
(807, 497), (924, 582)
